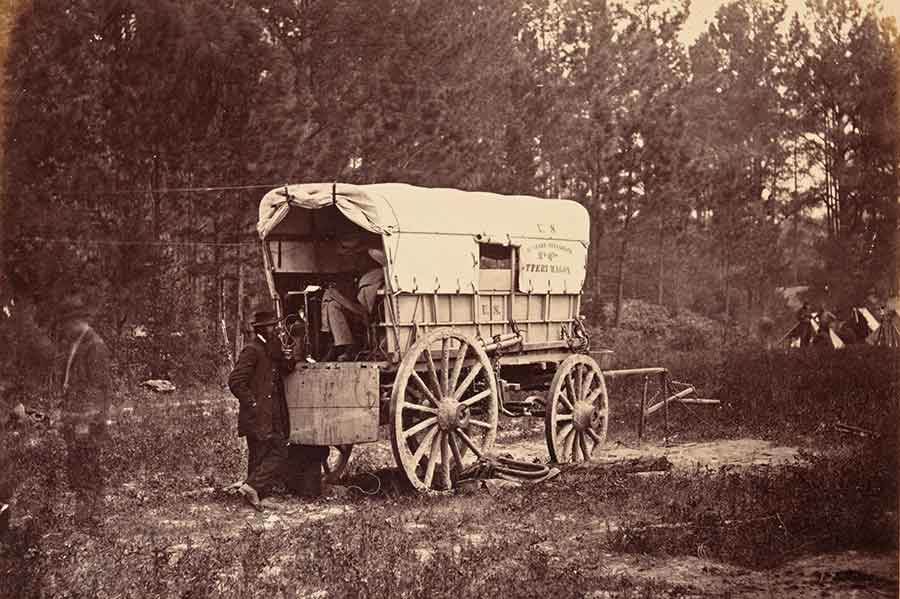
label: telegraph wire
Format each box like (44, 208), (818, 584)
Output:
(5, 236), (259, 248)
(12, 183), (289, 196)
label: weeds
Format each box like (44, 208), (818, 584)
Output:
(1, 346), (897, 597)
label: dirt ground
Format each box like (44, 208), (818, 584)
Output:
(83, 429), (896, 599)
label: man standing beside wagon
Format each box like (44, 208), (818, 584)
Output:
(228, 304), (329, 509)
(227, 307), (292, 510)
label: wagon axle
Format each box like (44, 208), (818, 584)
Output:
(571, 401), (599, 432)
(436, 399), (471, 431)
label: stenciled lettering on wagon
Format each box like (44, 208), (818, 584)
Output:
(520, 241), (575, 276)
(522, 263), (572, 274)
(536, 223), (558, 234)
(481, 302), (505, 318)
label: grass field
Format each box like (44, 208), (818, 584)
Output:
(1, 346), (897, 598)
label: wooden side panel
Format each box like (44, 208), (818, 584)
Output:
(382, 291), (581, 356)
(284, 363), (379, 445)
(549, 294), (574, 320)
(479, 269), (512, 291)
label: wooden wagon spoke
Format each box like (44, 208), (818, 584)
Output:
(412, 426), (440, 466)
(557, 422), (574, 443)
(424, 345), (442, 398)
(460, 388), (491, 407)
(422, 433), (441, 488)
(586, 428), (603, 444)
(449, 432), (464, 468)
(555, 390), (575, 412)
(565, 375), (578, 410)
(449, 342), (469, 394)
(407, 386), (431, 406)
(585, 387), (605, 406)
(441, 432), (452, 490)
(403, 416), (437, 439)
(582, 369), (595, 401)
(441, 337), (450, 398)
(403, 402), (438, 415)
(452, 362), (483, 400)
(468, 418), (492, 429)
(563, 427), (577, 460)
(411, 371), (439, 406)
(574, 364), (583, 402)
(454, 429), (482, 457)
(555, 413), (574, 422)
(579, 432), (591, 461)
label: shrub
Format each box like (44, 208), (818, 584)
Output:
(608, 439), (897, 569)
(717, 346), (900, 439)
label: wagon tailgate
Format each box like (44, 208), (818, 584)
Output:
(283, 363), (380, 445)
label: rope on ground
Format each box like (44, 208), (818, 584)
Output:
(344, 472), (382, 497)
(458, 455), (560, 485)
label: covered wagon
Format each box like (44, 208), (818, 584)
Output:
(256, 182), (610, 490)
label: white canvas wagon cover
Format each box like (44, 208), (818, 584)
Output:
(258, 182), (589, 294)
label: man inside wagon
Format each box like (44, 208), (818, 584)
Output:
(319, 245), (386, 361)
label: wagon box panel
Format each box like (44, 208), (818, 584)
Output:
(284, 363), (380, 445)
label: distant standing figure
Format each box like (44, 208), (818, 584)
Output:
(813, 307), (836, 348)
(53, 297), (112, 528)
(795, 302), (814, 347)
(227, 308), (291, 510)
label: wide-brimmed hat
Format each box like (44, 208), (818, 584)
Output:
(367, 248), (387, 266)
(250, 309), (279, 328)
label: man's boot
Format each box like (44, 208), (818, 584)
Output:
(238, 483), (263, 511)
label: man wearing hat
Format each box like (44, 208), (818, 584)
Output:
(52, 296), (112, 528)
(227, 305), (291, 509)
(320, 247), (386, 360)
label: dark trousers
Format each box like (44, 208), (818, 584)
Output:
(283, 445), (328, 497)
(798, 322), (813, 347)
(63, 425), (106, 525)
(246, 436), (288, 497)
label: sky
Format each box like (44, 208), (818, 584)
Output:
(679, 0), (900, 44)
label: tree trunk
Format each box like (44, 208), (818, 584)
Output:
(614, 220), (631, 328)
(722, 244), (730, 343)
(235, 243), (244, 358)
(656, 215), (664, 305)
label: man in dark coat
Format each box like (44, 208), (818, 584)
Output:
(53, 297), (113, 528)
(228, 308), (291, 509)
(795, 302), (814, 347)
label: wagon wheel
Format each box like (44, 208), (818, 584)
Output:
(390, 327), (499, 491)
(323, 445), (353, 484)
(545, 354), (609, 463)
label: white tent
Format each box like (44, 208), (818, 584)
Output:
(868, 309), (900, 347)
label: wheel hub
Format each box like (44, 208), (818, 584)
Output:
(437, 399), (469, 430)
(572, 401), (595, 431)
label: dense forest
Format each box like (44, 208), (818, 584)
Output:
(0, 0), (897, 377)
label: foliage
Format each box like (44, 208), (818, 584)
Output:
(1, 359), (896, 596)
(789, 0), (900, 303)
(593, 299), (722, 351)
(2, 0), (897, 362)
(716, 345), (900, 438)
(608, 439), (897, 569)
